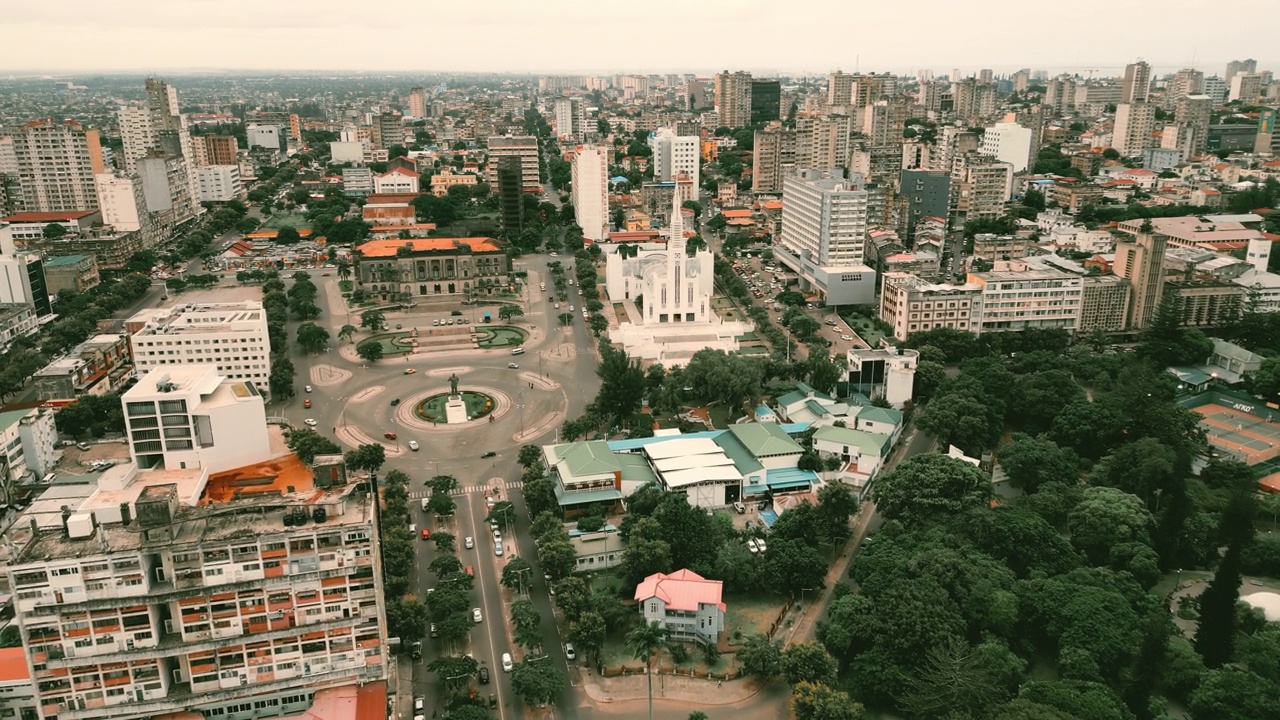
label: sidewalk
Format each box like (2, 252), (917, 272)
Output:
(579, 668), (769, 705)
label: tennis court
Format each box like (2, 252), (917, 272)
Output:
(1195, 404), (1280, 464)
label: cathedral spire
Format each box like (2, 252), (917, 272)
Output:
(668, 190), (685, 254)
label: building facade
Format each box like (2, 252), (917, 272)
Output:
(879, 272), (981, 340)
(553, 97), (586, 142)
(776, 170), (879, 305)
(978, 121), (1033, 173)
(570, 145), (609, 242)
(371, 168), (419, 195)
(196, 166), (245, 203)
(138, 156), (197, 226)
(42, 253), (100, 294)
(1113, 230), (1168, 329)
(1113, 103), (1157, 157)
(126, 301), (271, 391)
(8, 120), (104, 213)
(635, 570), (724, 645)
(354, 237), (510, 301)
(752, 125), (796, 194)
(1079, 275), (1131, 333)
(649, 129), (700, 189)
(713, 71), (752, 128)
(485, 136), (541, 191)
(969, 264), (1084, 333)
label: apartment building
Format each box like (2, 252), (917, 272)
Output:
(795, 115), (853, 172)
(126, 301), (271, 391)
(1122, 61), (1152, 103)
(713, 71), (752, 128)
(968, 263), (1084, 333)
(94, 173), (148, 234)
(553, 97), (587, 142)
(1229, 73), (1263, 103)
(197, 136), (239, 167)
(971, 233), (1034, 263)
(1113, 103), (1157, 157)
(752, 124), (796, 194)
(42, 253), (100, 294)
(0, 252), (51, 316)
(950, 154), (1013, 226)
(897, 170), (951, 239)
(485, 136), (541, 191)
(0, 304), (39, 351)
(1164, 279), (1246, 327)
(570, 144), (609, 242)
(879, 272), (981, 340)
(827, 71), (855, 106)
(1079, 275), (1131, 333)
(370, 113), (403, 150)
(33, 333), (133, 401)
(649, 128), (700, 190)
(196, 166), (245, 203)
(246, 125), (284, 153)
(775, 169), (879, 305)
(0, 454), (386, 720)
(138, 156), (197, 226)
(1113, 230), (1167, 330)
(408, 86), (428, 118)
(8, 120), (104, 213)
(978, 120), (1033, 173)
(0, 405), (58, 484)
(118, 79), (199, 207)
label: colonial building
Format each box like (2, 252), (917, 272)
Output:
(354, 237), (510, 301)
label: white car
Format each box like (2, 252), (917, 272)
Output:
(564, 643), (576, 660)
(493, 529), (502, 541)
(756, 538), (768, 553)
(494, 542), (504, 557)
(841, 335), (854, 341)
(747, 538), (760, 554)
(502, 653), (513, 672)
(408, 440), (420, 451)
(568, 305), (575, 312)
(304, 419), (318, 427)
(305, 385), (313, 393)
(464, 536), (474, 549)
(472, 608), (483, 623)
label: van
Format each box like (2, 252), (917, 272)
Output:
(511, 347), (525, 355)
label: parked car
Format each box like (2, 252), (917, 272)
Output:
(478, 666), (490, 684)
(494, 542), (504, 557)
(481, 451), (497, 458)
(501, 653), (513, 672)
(472, 608), (483, 623)
(733, 501), (746, 514)
(421, 528), (431, 540)
(464, 536), (474, 549)
(305, 385), (313, 393)
(508, 362), (519, 369)
(564, 643), (576, 660)
(304, 419), (318, 427)
(747, 538), (760, 554)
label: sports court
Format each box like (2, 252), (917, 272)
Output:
(1181, 390), (1280, 492)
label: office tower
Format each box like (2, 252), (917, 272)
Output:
(1113, 230), (1167, 329)
(1166, 68), (1205, 109)
(649, 128), (700, 189)
(198, 135), (239, 166)
(8, 119), (103, 213)
(1012, 69), (1031, 93)
(898, 169), (951, 240)
(371, 112), (403, 150)
(497, 156), (524, 235)
(776, 169), (879, 305)
(1113, 103), (1157, 157)
(137, 155), (197, 225)
(486, 135), (541, 190)
(714, 70), (752, 128)
(979, 120), (1034, 173)
(1229, 73), (1263, 103)
(1044, 76), (1077, 114)
(408, 85), (428, 117)
(1122, 60), (1152, 103)
(795, 115), (853, 172)
(1226, 59), (1258, 84)
(752, 124), (797, 194)
(126, 301), (270, 390)
(828, 71), (855, 106)
(570, 144), (609, 242)
(554, 97), (587, 142)
(1202, 76), (1228, 105)
(750, 80), (782, 124)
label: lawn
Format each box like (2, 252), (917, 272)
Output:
(723, 592), (788, 644)
(364, 332), (415, 356)
(339, 280), (353, 292)
(262, 212), (309, 229)
(473, 325), (528, 349)
(612, 302), (629, 320)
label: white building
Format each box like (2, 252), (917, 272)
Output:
(195, 165), (245, 203)
(137, 155), (197, 225)
(0, 405), (58, 484)
(1113, 103), (1156, 157)
(649, 128), (701, 189)
(968, 262), (1084, 333)
(635, 570), (725, 645)
(343, 166), (374, 196)
(0, 252), (47, 312)
(372, 167), (420, 194)
(775, 169), (878, 305)
(246, 124), (285, 151)
(127, 300), (271, 389)
(330, 140), (367, 164)
(94, 172), (147, 231)
(117, 79), (200, 209)
(122, 365), (270, 473)
(571, 144), (609, 242)
(554, 96), (587, 142)
(979, 120), (1034, 173)
(846, 346), (919, 409)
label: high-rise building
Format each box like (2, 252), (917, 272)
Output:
(828, 71), (855, 106)
(0, 251), (52, 316)
(95, 172), (150, 234)
(950, 153), (1013, 226)
(863, 100), (909, 147)
(1079, 275), (1132, 333)
(1202, 76), (1228, 105)
(196, 135), (238, 167)
(1226, 59), (1258, 84)
(775, 169), (879, 305)
(1229, 73), (1263, 103)
(879, 272), (981, 340)
(1012, 69), (1031, 93)
(486, 135), (541, 191)
(371, 112), (403, 150)
(1122, 61), (1152, 103)
(1044, 76), (1077, 114)
(898, 169), (951, 240)
(1166, 68), (1205, 108)
(649, 128), (700, 189)
(796, 115), (854, 172)
(8, 119), (104, 213)
(196, 165), (245, 203)
(1168, 94), (1212, 155)
(979, 120), (1034, 173)
(750, 80), (781, 124)
(1113, 103), (1157, 157)
(752, 124), (797, 194)
(554, 97), (587, 142)
(126, 300), (271, 391)
(714, 71), (752, 128)
(137, 155), (197, 226)
(570, 144), (609, 242)
(408, 85), (428, 117)
(118, 78), (199, 208)
(497, 156), (524, 235)
(1113, 228), (1167, 329)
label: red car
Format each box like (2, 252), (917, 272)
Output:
(384, 432), (397, 440)
(465, 566), (474, 577)
(420, 528), (431, 540)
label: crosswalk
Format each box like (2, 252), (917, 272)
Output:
(409, 481), (523, 499)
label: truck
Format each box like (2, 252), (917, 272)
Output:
(483, 312), (492, 323)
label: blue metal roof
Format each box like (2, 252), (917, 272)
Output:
(779, 422), (810, 436)
(765, 467), (820, 490)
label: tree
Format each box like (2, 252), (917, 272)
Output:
(428, 655), (479, 697)
(275, 225), (301, 244)
(296, 323), (330, 354)
(568, 611), (607, 664)
(1194, 487), (1257, 668)
(0, 625), (21, 648)
(502, 556), (534, 593)
(900, 638), (1022, 718)
(626, 621), (668, 720)
(338, 324), (358, 344)
(344, 443), (387, 473)
(589, 313), (608, 336)
(523, 477), (559, 518)
(42, 222), (68, 239)
(792, 682), (867, 720)
(1188, 668), (1280, 720)
(498, 304), (524, 322)
(736, 634), (782, 680)
(1067, 487), (1155, 566)
(869, 454), (993, 525)
(781, 643), (838, 686)
(763, 539), (827, 595)
(595, 344), (646, 427)
(998, 435), (1080, 494)
(518, 444), (543, 469)
(360, 310), (386, 332)
(356, 339), (384, 363)
(538, 540), (577, 581)
(284, 428), (341, 464)
(510, 657), (564, 707)
(915, 390), (1002, 456)
(385, 599), (429, 644)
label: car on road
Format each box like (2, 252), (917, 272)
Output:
(303, 399), (312, 408)
(472, 608), (483, 623)
(421, 498), (430, 511)
(429, 624), (437, 638)
(305, 385), (312, 393)
(403, 368), (416, 375)
(384, 432), (397, 440)
(465, 566), (474, 576)
(420, 528), (431, 540)
(501, 653), (513, 672)
(841, 335), (854, 341)
(549, 252), (558, 257)
(564, 643), (576, 660)
(408, 440), (419, 451)
(569, 304), (575, 311)
(494, 542), (504, 557)
(464, 536), (474, 549)
(478, 666), (490, 684)
(414, 698), (425, 713)
(756, 538), (767, 553)
(493, 529), (502, 541)
(390, 398), (400, 406)
(508, 362), (519, 368)
(481, 451), (497, 458)
(304, 419), (318, 427)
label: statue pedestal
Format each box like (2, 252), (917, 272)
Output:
(444, 394), (468, 424)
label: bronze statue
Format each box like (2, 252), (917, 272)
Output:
(448, 373), (459, 396)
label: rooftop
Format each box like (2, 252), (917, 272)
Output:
(724, 422), (803, 457)
(355, 237), (502, 257)
(0, 647), (29, 684)
(42, 253), (93, 267)
(634, 569), (725, 612)
(3, 210), (97, 223)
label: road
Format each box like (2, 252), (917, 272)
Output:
(288, 253), (602, 718)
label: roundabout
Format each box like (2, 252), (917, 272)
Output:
(414, 390), (496, 423)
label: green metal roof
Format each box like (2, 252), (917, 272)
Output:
(856, 406), (902, 426)
(804, 398), (830, 417)
(556, 440), (622, 477)
(712, 431), (764, 474)
(43, 254), (92, 267)
(615, 453), (658, 485)
(726, 422), (803, 457)
(0, 408), (33, 430)
(553, 484), (623, 506)
(813, 425), (890, 457)
(775, 390), (808, 407)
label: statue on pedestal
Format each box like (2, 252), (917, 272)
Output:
(448, 373), (460, 397)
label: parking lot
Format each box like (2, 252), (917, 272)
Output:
(728, 256), (871, 354)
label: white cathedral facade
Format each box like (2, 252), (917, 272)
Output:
(605, 195), (752, 367)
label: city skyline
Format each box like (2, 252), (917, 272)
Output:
(2, 0), (1276, 75)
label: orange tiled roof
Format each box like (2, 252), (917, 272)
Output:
(721, 209), (752, 218)
(0, 648), (29, 682)
(4, 210), (97, 223)
(356, 237), (502, 257)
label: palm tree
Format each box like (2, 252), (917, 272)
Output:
(336, 259), (352, 280)
(338, 325), (358, 344)
(625, 621), (668, 720)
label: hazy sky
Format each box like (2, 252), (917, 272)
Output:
(3, 0), (1276, 77)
